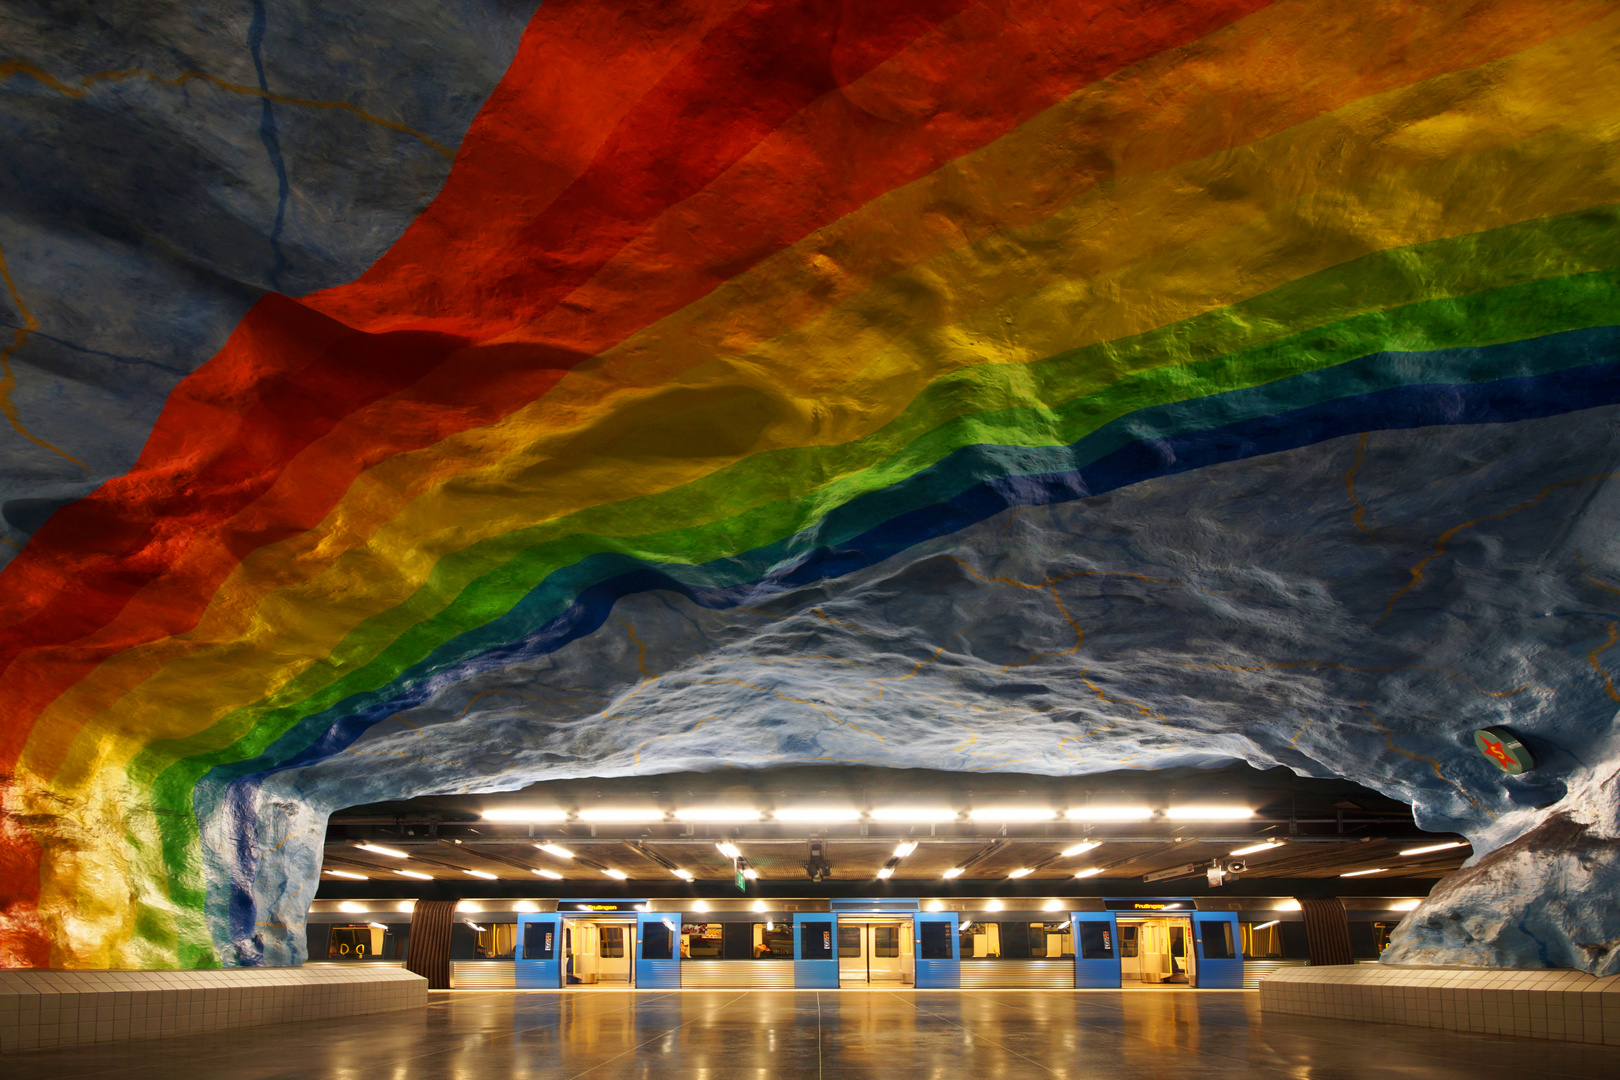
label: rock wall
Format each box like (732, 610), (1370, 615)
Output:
(2, 1), (1619, 970)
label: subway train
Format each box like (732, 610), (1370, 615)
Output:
(307, 893), (1419, 990)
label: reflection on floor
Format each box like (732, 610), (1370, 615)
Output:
(9, 989), (1620, 1079)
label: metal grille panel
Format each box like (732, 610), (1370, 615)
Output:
(451, 961), (516, 989)
(1244, 959), (1306, 990)
(679, 961), (797, 988)
(958, 961), (1074, 989)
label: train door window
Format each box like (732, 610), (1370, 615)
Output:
(524, 921), (557, 960)
(721, 922), (756, 960)
(682, 923), (721, 959)
(1201, 920), (1235, 960)
(838, 924), (863, 958)
(919, 921), (953, 960)
(1078, 922), (1114, 960)
(873, 925), (900, 958)
(642, 919), (674, 961)
(1120, 925), (1139, 957)
(1031, 921), (1073, 958)
(801, 921), (834, 960)
(998, 921), (1031, 959)
(599, 925), (626, 958)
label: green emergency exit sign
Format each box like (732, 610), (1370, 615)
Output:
(734, 863), (746, 891)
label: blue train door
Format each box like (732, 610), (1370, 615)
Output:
(1071, 912), (1121, 988)
(914, 911), (959, 988)
(793, 912), (838, 988)
(515, 913), (560, 988)
(1193, 912), (1243, 988)
(636, 912), (680, 988)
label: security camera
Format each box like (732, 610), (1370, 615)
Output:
(1226, 859), (1246, 875)
(1207, 866), (1226, 887)
(804, 839), (833, 882)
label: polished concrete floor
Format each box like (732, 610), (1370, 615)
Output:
(9, 989), (1620, 1079)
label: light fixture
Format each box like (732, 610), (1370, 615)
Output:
(893, 841), (918, 858)
(1043, 898), (1063, 911)
(674, 806), (761, 823)
(480, 808), (569, 823)
(532, 868), (562, 880)
(602, 868), (628, 880)
(741, 867), (759, 880)
(752, 900), (768, 912)
(715, 842), (741, 859)
(578, 807), (665, 823)
(766, 921), (774, 931)
(1391, 898), (1421, 911)
(514, 901), (539, 913)
(1165, 806), (1253, 821)
(941, 867), (965, 879)
(338, 901), (366, 913)
(324, 869), (367, 880)
(870, 807), (956, 823)
(464, 869), (498, 880)
(986, 899), (1004, 911)
(672, 868), (695, 881)
(1252, 920), (1279, 930)
(1073, 867), (1104, 879)
(1057, 920), (1072, 931)
(876, 866), (894, 879)
(926, 899), (945, 912)
(396, 900), (416, 913)
(354, 843), (409, 858)
(1399, 841), (1467, 857)
(968, 807), (1056, 823)
(1060, 842), (1101, 857)
(774, 806), (862, 823)
(1276, 899), (1301, 911)
(1340, 868), (1387, 877)
(456, 901), (482, 912)
(536, 844), (575, 859)
(1007, 867), (1033, 879)
(1230, 839), (1285, 857)
(466, 922), (487, 933)
(397, 869), (432, 880)
(1065, 806), (1153, 822)
(368, 922), (388, 930)
(692, 900), (709, 912)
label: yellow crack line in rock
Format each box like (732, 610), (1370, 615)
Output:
(1378, 474), (1620, 625)
(0, 237), (88, 469)
(1177, 659), (1556, 697)
(812, 608), (874, 635)
(1288, 719), (1315, 748)
(1587, 622), (1620, 702)
(1080, 677), (1164, 721)
(864, 644), (950, 701)
(1345, 433), (1373, 533)
(0, 58), (453, 158)
(678, 678), (884, 744)
(634, 717), (716, 767)
(1001, 585), (1086, 672)
(452, 689), (596, 723)
(1356, 702), (1491, 818)
(618, 618), (650, 676)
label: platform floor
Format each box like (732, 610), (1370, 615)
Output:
(9, 989), (1620, 1079)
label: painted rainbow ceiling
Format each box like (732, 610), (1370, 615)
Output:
(3, 0), (1620, 970)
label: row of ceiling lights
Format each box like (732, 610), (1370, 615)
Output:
(329, 896), (1427, 916)
(478, 804), (1256, 824)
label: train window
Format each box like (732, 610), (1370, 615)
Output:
(327, 924), (386, 960)
(756, 924), (795, 958)
(682, 923), (722, 959)
(1240, 921), (1282, 958)
(642, 919), (674, 961)
(722, 922), (756, 960)
(958, 921), (993, 958)
(1031, 922), (1074, 958)
(998, 921), (1031, 959)
(919, 921), (954, 960)
(1120, 925), (1139, 958)
(838, 924), (863, 958)
(800, 921), (834, 960)
(1201, 920), (1235, 960)
(523, 921), (556, 960)
(873, 925), (900, 958)
(600, 926), (626, 958)
(1078, 922), (1114, 960)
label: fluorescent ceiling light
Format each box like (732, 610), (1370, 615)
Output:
(870, 807), (956, 823)
(1165, 806), (1253, 821)
(355, 843), (408, 858)
(536, 844), (575, 859)
(1230, 840), (1285, 857)
(324, 869), (367, 880)
(1340, 867), (1387, 877)
(1066, 806), (1153, 822)
(1061, 841), (1101, 857)
(578, 807), (665, 823)
(741, 867), (759, 880)
(1007, 867), (1033, 879)
(338, 902), (366, 913)
(774, 806), (862, 823)
(968, 807), (1056, 823)
(1043, 899), (1064, 911)
(481, 808), (568, 823)
(465, 869), (498, 880)
(368, 922), (388, 930)
(1073, 867), (1104, 878)
(602, 868), (628, 880)
(941, 867), (964, 879)
(674, 806), (761, 823)
(1252, 920), (1279, 930)
(672, 868), (695, 881)
(397, 869), (432, 880)
(893, 841), (918, 858)
(533, 869), (562, 880)
(1391, 899), (1421, 911)
(715, 842), (741, 859)
(1399, 841), (1467, 857)
(876, 866), (894, 879)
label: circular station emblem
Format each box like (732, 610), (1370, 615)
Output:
(1473, 726), (1534, 775)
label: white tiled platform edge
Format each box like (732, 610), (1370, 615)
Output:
(0, 965), (427, 1052)
(1260, 964), (1620, 1045)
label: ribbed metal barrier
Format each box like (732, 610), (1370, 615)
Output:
(959, 961), (1075, 989)
(679, 961), (797, 988)
(1244, 959), (1307, 990)
(450, 961), (516, 989)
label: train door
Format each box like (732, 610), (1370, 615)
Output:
(1071, 912), (1121, 989)
(637, 912), (681, 988)
(1193, 912), (1243, 988)
(914, 911), (959, 989)
(562, 917), (636, 987)
(794, 913), (838, 988)
(515, 914), (559, 988)
(1116, 916), (1196, 986)
(837, 917), (914, 986)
